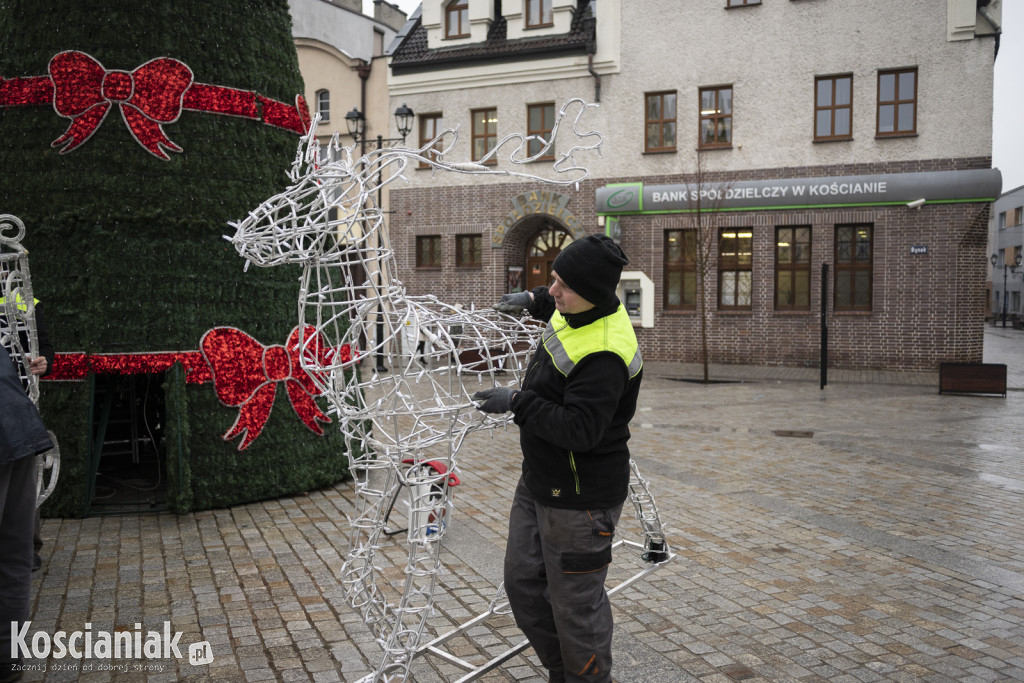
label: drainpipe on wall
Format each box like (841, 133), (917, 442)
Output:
(356, 61), (371, 157)
(978, 1), (1002, 58)
(587, 51), (601, 103)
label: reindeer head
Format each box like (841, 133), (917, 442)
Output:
(228, 98), (604, 271)
(226, 117), (391, 269)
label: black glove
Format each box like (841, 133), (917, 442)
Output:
(494, 291), (533, 314)
(472, 387), (517, 413)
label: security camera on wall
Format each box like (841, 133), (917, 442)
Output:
(906, 198), (926, 209)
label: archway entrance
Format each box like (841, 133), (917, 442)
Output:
(526, 226), (574, 291)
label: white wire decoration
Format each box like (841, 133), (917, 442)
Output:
(0, 213), (61, 506)
(228, 100), (670, 682)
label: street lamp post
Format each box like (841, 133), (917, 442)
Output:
(991, 251), (1023, 328)
(346, 104), (415, 373)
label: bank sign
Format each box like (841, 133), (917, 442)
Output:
(595, 168), (1002, 215)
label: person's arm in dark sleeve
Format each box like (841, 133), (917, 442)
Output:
(511, 352), (628, 451)
(0, 344), (53, 462)
(526, 286), (556, 323)
(32, 303), (55, 377)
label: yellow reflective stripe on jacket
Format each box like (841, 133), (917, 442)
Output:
(541, 304), (642, 378)
(0, 293), (38, 313)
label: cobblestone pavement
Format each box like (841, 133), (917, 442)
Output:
(984, 326), (1024, 390)
(22, 328), (1024, 682)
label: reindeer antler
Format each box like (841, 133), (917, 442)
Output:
(354, 98), (603, 199)
(228, 99), (603, 268)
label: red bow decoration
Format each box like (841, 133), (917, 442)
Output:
(49, 50), (193, 159)
(201, 326), (337, 451)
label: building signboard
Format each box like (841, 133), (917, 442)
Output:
(493, 190), (584, 247)
(596, 169), (1003, 215)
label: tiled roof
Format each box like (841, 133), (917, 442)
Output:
(390, 1), (595, 73)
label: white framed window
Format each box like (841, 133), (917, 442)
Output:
(316, 89), (330, 122)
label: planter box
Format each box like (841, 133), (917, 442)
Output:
(938, 362), (1007, 397)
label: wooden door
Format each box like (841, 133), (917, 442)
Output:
(526, 228), (573, 291)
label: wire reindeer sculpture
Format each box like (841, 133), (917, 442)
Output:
(0, 213), (61, 506)
(228, 100), (669, 682)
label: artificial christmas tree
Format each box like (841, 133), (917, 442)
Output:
(0, 0), (350, 515)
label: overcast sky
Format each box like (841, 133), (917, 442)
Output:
(993, 2), (1023, 193)
(374, 1), (1022, 194)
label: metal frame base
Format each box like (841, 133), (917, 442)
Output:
(358, 539), (674, 683)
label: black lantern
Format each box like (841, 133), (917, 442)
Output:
(344, 107), (365, 142)
(394, 103), (415, 140)
(991, 251), (1023, 328)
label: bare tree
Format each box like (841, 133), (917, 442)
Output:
(679, 150), (734, 383)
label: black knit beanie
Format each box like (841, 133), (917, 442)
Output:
(551, 234), (629, 306)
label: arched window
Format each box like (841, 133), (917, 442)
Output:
(526, 227), (573, 291)
(446, 0), (469, 38)
(316, 89), (330, 122)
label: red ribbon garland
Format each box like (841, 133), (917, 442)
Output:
(0, 50), (311, 158)
(200, 326), (335, 450)
(46, 327), (356, 451)
(49, 51), (193, 158)
(46, 350), (213, 383)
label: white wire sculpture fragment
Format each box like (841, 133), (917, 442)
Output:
(0, 213), (61, 506)
(228, 100), (670, 682)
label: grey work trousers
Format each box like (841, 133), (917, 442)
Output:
(0, 454), (37, 663)
(504, 476), (623, 683)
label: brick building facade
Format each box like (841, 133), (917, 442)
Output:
(384, 0), (1002, 371)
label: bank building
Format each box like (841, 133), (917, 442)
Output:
(379, 0), (1001, 372)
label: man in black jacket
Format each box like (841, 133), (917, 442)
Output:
(0, 342), (51, 682)
(474, 234), (641, 683)
(0, 291), (54, 573)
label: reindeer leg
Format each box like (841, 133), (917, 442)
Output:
(367, 414), (467, 682)
(339, 428), (404, 640)
(627, 459), (671, 563)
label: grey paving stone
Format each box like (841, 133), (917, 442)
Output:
(22, 328), (1024, 682)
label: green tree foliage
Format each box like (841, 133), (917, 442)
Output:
(0, 0), (350, 514)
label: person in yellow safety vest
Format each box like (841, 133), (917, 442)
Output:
(0, 289), (54, 575)
(0, 291), (53, 379)
(0, 343), (52, 682)
(474, 234), (641, 683)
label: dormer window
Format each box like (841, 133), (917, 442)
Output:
(446, 0), (470, 39)
(526, 0), (553, 28)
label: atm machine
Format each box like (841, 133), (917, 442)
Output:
(617, 271), (654, 328)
